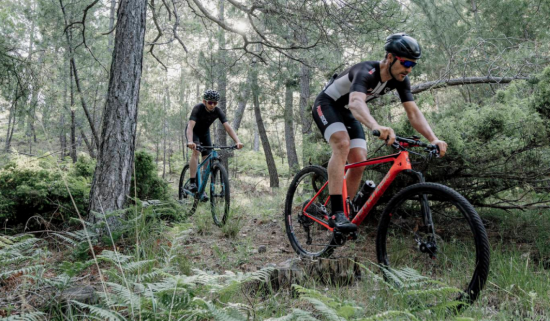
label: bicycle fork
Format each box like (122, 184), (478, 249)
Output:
(406, 170), (438, 259)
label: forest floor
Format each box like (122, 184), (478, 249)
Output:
(1, 161), (550, 320)
(168, 171), (550, 320)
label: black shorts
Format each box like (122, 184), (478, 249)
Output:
(190, 131), (212, 156)
(311, 92), (366, 149)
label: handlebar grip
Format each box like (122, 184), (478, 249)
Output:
(372, 130), (381, 137)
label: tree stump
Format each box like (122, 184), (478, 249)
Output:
(265, 257), (361, 292)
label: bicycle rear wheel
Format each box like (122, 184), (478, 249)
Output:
(178, 164), (198, 216)
(210, 164), (230, 227)
(284, 166), (336, 258)
(376, 182), (490, 308)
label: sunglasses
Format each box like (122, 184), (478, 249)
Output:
(206, 100), (218, 106)
(395, 56), (417, 68)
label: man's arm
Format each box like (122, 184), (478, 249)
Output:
(348, 91), (396, 145)
(186, 120), (197, 150)
(402, 101), (447, 156)
(222, 122), (244, 149)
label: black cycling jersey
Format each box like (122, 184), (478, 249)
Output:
(323, 61), (414, 107)
(189, 103), (228, 135)
(312, 61), (414, 146)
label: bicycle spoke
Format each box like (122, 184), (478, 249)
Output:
(285, 166), (337, 258)
(377, 183), (490, 307)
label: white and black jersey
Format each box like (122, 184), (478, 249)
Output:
(312, 61), (415, 148)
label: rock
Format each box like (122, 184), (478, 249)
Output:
(258, 245), (267, 253)
(62, 286), (97, 304)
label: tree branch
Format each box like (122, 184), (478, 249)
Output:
(411, 76), (530, 94)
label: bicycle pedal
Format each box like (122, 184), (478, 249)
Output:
(348, 231), (358, 241)
(333, 230), (347, 246)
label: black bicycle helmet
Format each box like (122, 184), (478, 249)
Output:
(384, 33), (422, 59)
(203, 89), (220, 101)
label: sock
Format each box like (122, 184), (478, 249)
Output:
(330, 195), (344, 214)
(190, 177), (196, 184)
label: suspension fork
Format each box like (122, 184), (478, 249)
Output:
(403, 170), (434, 234)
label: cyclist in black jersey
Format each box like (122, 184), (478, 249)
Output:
(186, 89), (243, 192)
(312, 33), (448, 232)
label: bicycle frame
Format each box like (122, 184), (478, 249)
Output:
(194, 150), (219, 195)
(303, 150), (412, 231)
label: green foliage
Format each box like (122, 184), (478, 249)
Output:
(389, 73), (550, 209)
(130, 151), (170, 201)
(0, 155), (90, 227)
(73, 154), (96, 178)
(531, 66), (550, 121)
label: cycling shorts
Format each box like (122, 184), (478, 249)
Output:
(311, 92), (366, 150)
(190, 131), (212, 156)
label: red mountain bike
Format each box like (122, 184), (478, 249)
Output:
(284, 131), (490, 305)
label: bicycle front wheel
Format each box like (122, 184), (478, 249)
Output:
(284, 166), (336, 258)
(178, 164), (198, 216)
(210, 164), (230, 227)
(376, 182), (490, 307)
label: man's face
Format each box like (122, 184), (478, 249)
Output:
(390, 54), (417, 81)
(203, 99), (218, 111)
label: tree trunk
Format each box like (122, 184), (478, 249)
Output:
(253, 123), (260, 152)
(299, 61), (315, 164)
(216, 0), (229, 170)
(26, 18), (41, 145)
(69, 61), (77, 163)
(284, 80), (299, 173)
(60, 114), (67, 158)
(80, 130), (95, 158)
(88, 0), (147, 226)
(299, 64), (312, 135)
(70, 110), (77, 163)
(5, 89), (19, 152)
(162, 84), (168, 179)
(232, 73), (251, 132)
(253, 73), (279, 188)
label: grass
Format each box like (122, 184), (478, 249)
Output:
(1, 159), (550, 319)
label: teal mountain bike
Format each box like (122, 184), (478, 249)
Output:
(178, 145), (236, 226)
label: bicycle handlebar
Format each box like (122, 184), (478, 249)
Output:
(372, 130), (439, 152)
(195, 145), (238, 152)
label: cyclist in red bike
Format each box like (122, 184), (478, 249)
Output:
(311, 33), (448, 232)
(186, 89), (243, 193)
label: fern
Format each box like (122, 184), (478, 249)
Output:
(0, 312), (47, 321)
(264, 309), (317, 321)
(97, 250), (133, 264)
(0, 264), (43, 279)
(103, 282), (142, 307)
(358, 310), (420, 321)
(0, 235), (14, 247)
(302, 297), (345, 321)
(71, 300), (125, 321)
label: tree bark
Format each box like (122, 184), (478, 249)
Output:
(232, 73), (251, 132)
(5, 88), (19, 152)
(411, 76), (528, 94)
(60, 114), (67, 157)
(253, 123), (260, 152)
(216, 0), (229, 169)
(70, 110), (77, 163)
(299, 63), (312, 135)
(252, 72), (279, 188)
(162, 84), (169, 179)
(284, 80), (299, 173)
(69, 62), (77, 163)
(88, 0), (147, 225)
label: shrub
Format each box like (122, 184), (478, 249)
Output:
(130, 151), (170, 200)
(0, 155), (90, 228)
